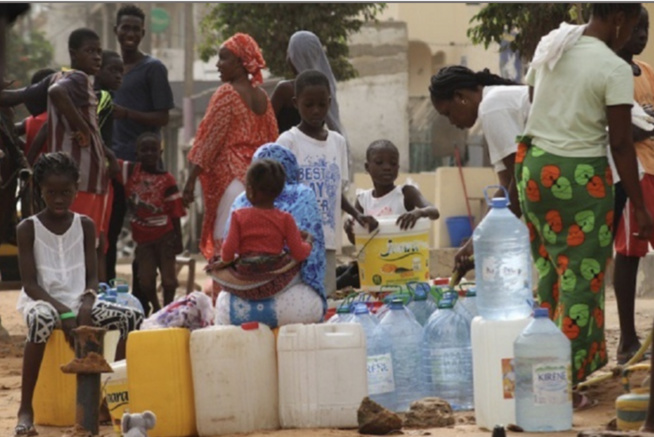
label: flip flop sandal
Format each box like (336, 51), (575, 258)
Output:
(574, 393), (599, 411)
(14, 423), (38, 437)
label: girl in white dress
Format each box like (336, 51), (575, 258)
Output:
(14, 152), (142, 437)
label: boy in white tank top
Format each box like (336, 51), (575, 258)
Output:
(339, 140), (440, 288)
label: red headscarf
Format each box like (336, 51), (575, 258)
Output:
(222, 33), (266, 86)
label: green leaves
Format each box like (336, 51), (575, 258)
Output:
(467, 3), (590, 62)
(6, 29), (54, 88)
(198, 3), (387, 81)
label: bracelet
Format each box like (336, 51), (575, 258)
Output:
(60, 311), (76, 320)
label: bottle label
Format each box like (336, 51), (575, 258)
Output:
(367, 353), (395, 395)
(502, 358), (515, 399)
(532, 361), (571, 405)
(481, 254), (527, 288)
(428, 347), (472, 381)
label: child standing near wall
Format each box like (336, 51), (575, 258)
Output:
(276, 69), (374, 295)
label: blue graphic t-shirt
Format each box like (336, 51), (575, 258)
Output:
(277, 127), (348, 249)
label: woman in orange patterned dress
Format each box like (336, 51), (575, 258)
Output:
(183, 33), (278, 261)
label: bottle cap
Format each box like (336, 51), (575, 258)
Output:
(353, 303), (369, 315)
(389, 298), (405, 309)
(413, 288), (428, 301)
(437, 299), (454, 309)
(490, 197), (509, 208)
(534, 307), (549, 318)
(116, 285), (129, 293)
(336, 305), (352, 314)
(465, 288), (476, 297)
(241, 322), (259, 330)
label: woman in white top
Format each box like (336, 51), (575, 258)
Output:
(429, 66), (529, 271)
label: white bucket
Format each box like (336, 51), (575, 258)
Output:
(101, 360), (128, 434)
(354, 216), (431, 291)
(471, 315), (531, 430)
(277, 323), (368, 428)
(190, 322), (278, 436)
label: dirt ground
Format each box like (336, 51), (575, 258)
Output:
(0, 262), (653, 437)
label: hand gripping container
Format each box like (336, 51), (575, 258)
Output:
(127, 328), (196, 437)
(277, 323), (368, 428)
(190, 322), (279, 436)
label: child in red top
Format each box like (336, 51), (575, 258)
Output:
(115, 132), (185, 313)
(221, 159), (312, 263)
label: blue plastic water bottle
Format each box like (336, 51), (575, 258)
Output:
(473, 185), (533, 320)
(98, 283), (118, 304)
(327, 304), (353, 323)
(114, 283), (145, 314)
(514, 307), (572, 431)
(422, 299), (474, 411)
(374, 298), (424, 412)
(407, 283), (437, 326)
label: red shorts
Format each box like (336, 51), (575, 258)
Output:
(100, 184), (113, 237)
(70, 191), (108, 247)
(615, 174), (654, 257)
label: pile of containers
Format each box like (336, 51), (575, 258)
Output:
(470, 185), (571, 431)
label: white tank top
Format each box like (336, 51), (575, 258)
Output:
(357, 185), (408, 217)
(16, 213), (87, 314)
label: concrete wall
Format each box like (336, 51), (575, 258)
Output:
(339, 22), (410, 175)
(379, 3), (501, 98)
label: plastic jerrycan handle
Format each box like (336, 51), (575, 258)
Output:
(483, 184), (510, 206)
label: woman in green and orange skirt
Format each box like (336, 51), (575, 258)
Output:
(516, 3), (652, 406)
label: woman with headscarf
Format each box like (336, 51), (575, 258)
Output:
(214, 143), (326, 328)
(271, 30), (344, 135)
(183, 33), (278, 261)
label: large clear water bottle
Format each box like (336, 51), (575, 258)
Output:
(407, 284), (437, 326)
(351, 304), (394, 404)
(351, 303), (379, 332)
(374, 298), (424, 412)
(514, 308), (572, 431)
(454, 288), (478, 325)
(327, 305), (353, 323)
(422, 299), (474, 410)
(114, 283), (145, 315)
(473, 185), (533, 320)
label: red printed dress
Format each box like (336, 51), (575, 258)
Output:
(187, 83), (278, 259)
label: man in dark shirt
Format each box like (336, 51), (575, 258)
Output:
(107, 4), (175, 311)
